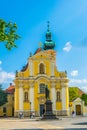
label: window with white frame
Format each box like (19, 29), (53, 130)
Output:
(39, 84), (45, 94)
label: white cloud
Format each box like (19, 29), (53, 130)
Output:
(63, 41), (72, 52)
(0, 61), (2, 65)
(70, 79), (87, 84)
(71, 70), (78, 76)
(81, 86), (87, 93)
(0, 71), (15, 84)
(0, 67), (2, 71)
(69, 78), (87, 93)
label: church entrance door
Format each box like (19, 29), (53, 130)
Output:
(76, 105), (81, 115)
(40, 104), (44, 116)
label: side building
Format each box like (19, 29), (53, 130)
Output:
(14, 23), (69, 117)
(0, 83), (14, 117)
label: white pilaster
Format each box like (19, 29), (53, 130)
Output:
(29, 83), (34, 111)
(51, 83), (56, 110)
(51, 62), (54, 76)
(61, 84), (66, 110)
(19, 84), (23, 110)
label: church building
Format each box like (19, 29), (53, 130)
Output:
(14, 23), (69, 117)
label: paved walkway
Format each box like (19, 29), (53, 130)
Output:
(0, 116), (87, 129)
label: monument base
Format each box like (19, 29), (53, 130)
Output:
(41, 100), (58, 120)
(42, 112), (58, 120)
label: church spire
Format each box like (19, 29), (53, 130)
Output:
(43, 21), (55, 50)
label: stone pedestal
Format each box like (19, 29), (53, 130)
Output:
(42, 100), (58, 119)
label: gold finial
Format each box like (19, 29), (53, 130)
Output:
(38, 42), (43, 48)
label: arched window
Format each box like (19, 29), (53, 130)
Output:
(24, 92), (28, 102)
(39, 84), (45, 94)
(39, 63), (45, 74)
(56, 91), (61, 101)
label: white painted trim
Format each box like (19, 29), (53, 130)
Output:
(19, 86), (23, 110)
(29, 85), (34, 111)
(62, 87), (66, 110)
(73, 97), (82, 102)
(51, 86), (56, 110)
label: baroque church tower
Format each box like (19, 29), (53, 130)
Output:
(14, 22), (69, 117)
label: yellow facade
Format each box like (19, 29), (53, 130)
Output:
(14, 24), (69, 117)
(0, 93), (14, 117)
(14, 49), (69, 117)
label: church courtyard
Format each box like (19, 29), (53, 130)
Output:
(0, 116), (87, 130)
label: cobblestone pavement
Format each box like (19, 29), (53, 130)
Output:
(0, 116), (87, 130)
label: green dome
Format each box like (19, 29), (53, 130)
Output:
(43, 21), (55, 50)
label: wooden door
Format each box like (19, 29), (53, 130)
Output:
(76, 105), (81, 115)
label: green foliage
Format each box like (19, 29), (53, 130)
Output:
(0, 19), (20, 50)
(81, 94), (87, 106)
(69, 87), (79, 101)
(0, 84), (7, 106)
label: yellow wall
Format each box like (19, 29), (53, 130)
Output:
(0, 94), (14, 117)
(56, 102), (62, 110)
(24, 102), (29, 110)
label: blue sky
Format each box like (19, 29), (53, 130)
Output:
(0, 0), (87, 92)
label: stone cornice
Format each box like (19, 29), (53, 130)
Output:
(14, 75), (69, 84)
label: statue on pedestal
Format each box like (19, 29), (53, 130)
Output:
(45, 85), (50, 100)
(42, 85), (58, 120)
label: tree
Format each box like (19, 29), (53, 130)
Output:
(69, 87), (79, 101)
(81, 94), (87, 106)
(0, 84), (7, 106)
(0, 19), (20, 50)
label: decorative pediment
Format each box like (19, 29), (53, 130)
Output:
(32, 52), (49, 59)
(30, 50), (56, 60)
(73, 97), (82, 102)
